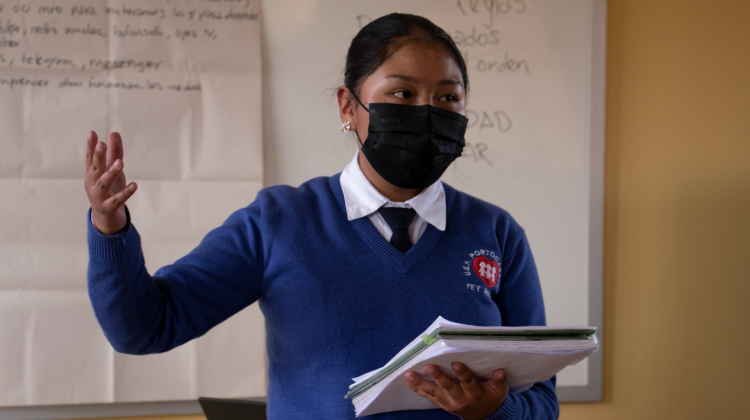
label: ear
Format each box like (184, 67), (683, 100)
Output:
(337, 86), (357, 131)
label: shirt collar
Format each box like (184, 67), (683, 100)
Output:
(339, 151), (446, 231)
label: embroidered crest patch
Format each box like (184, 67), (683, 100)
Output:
(463, 249), (501, 290)
(472, 256), (499, 287)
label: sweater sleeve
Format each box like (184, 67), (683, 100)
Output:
(87, 201), (265, 355)
(480, 227), (559, 420)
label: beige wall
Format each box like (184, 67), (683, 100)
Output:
(73, 1), (750, 419)
(562, 0), (750, 418)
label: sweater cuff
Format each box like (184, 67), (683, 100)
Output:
(461, 394), (518, 420)
(87, 206), (142, 262)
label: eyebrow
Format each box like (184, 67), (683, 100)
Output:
(385, 74), (464, 88)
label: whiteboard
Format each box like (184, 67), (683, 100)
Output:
(2, 0), (604, 418)
(260, 0), (605, 402)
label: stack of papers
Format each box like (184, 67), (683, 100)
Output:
(346, 317), (599, 417)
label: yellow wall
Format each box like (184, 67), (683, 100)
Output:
(562, 0), (750, 418)
(73, 1), (750, 419)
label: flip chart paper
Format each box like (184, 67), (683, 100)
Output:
(0, 0), (265, 407)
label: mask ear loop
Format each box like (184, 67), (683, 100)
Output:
(348, 89), (370, 146)
(349, 90), (370, 112)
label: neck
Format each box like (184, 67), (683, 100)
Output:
(358, 152), (422, 202)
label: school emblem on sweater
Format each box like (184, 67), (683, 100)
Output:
(473, 257), (499, 287)
(463, 249), (501, 288)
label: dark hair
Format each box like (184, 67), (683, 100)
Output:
(344, 13), (469, 99)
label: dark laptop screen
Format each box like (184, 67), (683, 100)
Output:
(199, 397), (267, 420)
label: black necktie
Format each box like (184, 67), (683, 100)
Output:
(379, 207), (416, 253)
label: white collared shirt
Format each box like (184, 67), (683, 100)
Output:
(339, 151), (446, 245)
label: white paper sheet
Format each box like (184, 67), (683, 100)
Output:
(350, 317), (599, 417)
(0, 0), (265, 407)
(355, 344), (594, 417)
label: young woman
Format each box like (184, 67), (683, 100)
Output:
(84, 13), (558, 420)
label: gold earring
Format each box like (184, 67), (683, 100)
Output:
(341, 121), (351, 133)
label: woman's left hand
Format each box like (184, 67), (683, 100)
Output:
(405, 362), (508, 420)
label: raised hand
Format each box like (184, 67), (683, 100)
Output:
(84, 131), (137, 235)
(405, 362), (509, 420)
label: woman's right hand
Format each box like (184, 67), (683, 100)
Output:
(84, 131), (138, 235)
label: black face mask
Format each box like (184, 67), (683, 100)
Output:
(352, 95), (468, 190)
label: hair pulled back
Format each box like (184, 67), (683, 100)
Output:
(344, 13), (468, 99)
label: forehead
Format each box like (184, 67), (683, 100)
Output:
(370, 40), (464, 86)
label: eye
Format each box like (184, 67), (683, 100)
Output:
(393, 90), (412, 99)
(440, 93), (459, 103)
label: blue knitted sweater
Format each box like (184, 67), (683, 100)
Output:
(87, 174), (558, 420)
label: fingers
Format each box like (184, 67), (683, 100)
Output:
(452, 362), (483, 395)
(407, 365), (507, 420)
(85, 131), (123, 174)
(486, 369), (508, 396)
(85, 131), (97, 172)
(106, 132), (124, 168)
(405, 371), (439, 402)
(94, 159), (123, 195)
(102, 182), (137, 213)
(424, 364), (462, 399)
(92, 182), (136, 235)
(84, 131), (133, 235)
(86, 141), (108, 186)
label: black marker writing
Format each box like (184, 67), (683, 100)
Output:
(59, 77), (83, 88)
(88, 58), (163, 72)
(0, 37), (20, 48)
(456, 0), (527, 29)
(466, 110), (512, 132)
(71, 6), (96, 17)
(0, 19), (21, 35)
(38, 5), (64, 15)
(113, 25), (163, 38)
(66, 24), (107, 37)
(461, 141), (493, 166)
(476, 53), (529, 74)
(30, 22), (57, 35)
(21, 53), (77, 69)
(356, 15), (372, 29)
(0, 76), (49, 88)
(0, 1), (254, 92)
(451, 27), (500, 47)
(88, 76), (144, 90)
